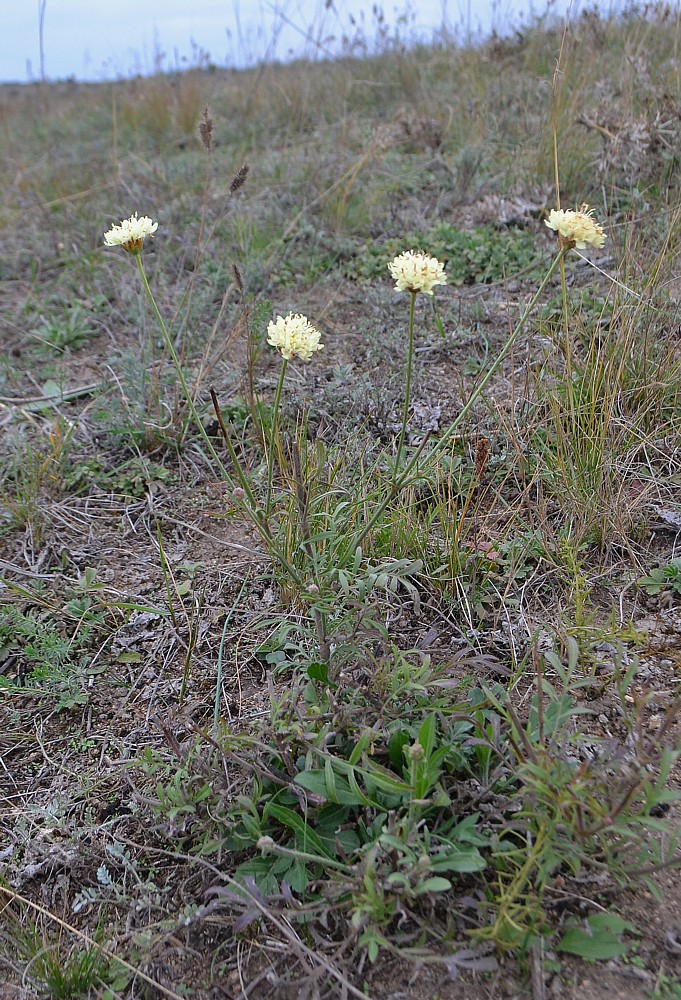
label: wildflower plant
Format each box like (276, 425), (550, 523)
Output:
(265, 312), (323, 513)
(104, 213), (334, 620)
(543, 202), (610, 526)
(103, 212), (158, 254)
(388, 249), (447, 295)
(388, 250), (447, 479)
(103, 213), (229, 475)
(342, 237), (576, 567)
(267, 312), (323, 361)
(545, 205), (606, 250)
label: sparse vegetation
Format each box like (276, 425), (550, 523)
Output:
(2, 4), (681, 999)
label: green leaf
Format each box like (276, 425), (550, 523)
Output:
(324, 757), (338, 802)
(41, 379), (62, 399)
(417, 713), (437, 758)
(557, 928), (629, 961)
(108, 602), (171, 616)
(433, 308), (446, 339)
(321, 753), (411, 795)
(307, 661), (329, 682)
(557, 912), (638, 961)
(413, 876), (452, 894)
(389, 731), (412, 770)
(235, 856), (282, 896)
(346, 766), (377, 807)
(264, 803), (335, 859)
(294, 769), (364, 806)
(586, 913), (638, 936)
(282, 857), (311, 893)
(117, 651), (142, 664)
(428, 849), (486, 873)
(356, 758), (412, 794)
(348, 730), (372, 766)
(445, 813), (490, 846)
(294, 770), (328, 802)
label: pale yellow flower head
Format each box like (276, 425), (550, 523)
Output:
(267, 313), (323, 362)
(104, 212), (158, 254)
(545, 206), (606, 250)
(388, 250), (447, 295)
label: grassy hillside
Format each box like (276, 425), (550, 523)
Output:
(2, 5), (681, 998)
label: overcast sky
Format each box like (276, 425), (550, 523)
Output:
(2, 0), (585, 83)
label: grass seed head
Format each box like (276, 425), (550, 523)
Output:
(230, 164), (249, 194)
(198, 106), (214, 152)
(232, 261), (244, 296)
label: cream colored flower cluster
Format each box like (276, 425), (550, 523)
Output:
(267, 312), (323, 361)
(388, 250), (447, 295)
(104, 213), (158, 253)
(545, 206), (606, 250)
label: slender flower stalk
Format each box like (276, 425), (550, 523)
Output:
(104, 215), (220, 467)
(558, 247), (575, 425)
(256, 835), (353, 873)
(265, 312), (323, 513)
(265, 357), (288, 515)
(394, 289), (416, 478)
(109, 227), (254, 518)
(388, 251), (447, 482)
(544, 205), (606, 423)
(348, 248), (569, 558)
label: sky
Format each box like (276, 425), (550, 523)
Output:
(2, 0), (589, 84)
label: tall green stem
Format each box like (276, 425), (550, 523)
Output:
(394, 290), (416, 483)
(559, 250), (577, 430)
(266, 358), (288, 515)
(349, 249), (568, 556)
